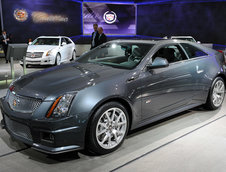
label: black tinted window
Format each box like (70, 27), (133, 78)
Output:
(153, 44), (187, 63)
(61, 38), (67, 45)
(65, 38), (72, 44)
(32, 38), (59, 45)
(180, 43), (207, 59)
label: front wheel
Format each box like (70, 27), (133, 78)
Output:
(87, 102), (129, 155)
(55, 53), (61, 66)
(204, 77), (225, 110)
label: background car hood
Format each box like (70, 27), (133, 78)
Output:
(27, 45), (58, 52)
(13, 62), (127, 100)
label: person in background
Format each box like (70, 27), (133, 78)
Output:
(91, 23), (99, 49)
(97, 27), (107, 47)
(28, 38), (33, 45)
(0, 30), (11, 63)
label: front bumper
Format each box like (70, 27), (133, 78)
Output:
(20, 56), (55, 65)
(0, 97), (85, 154)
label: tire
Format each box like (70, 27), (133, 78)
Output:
(55, 53), (61, 66)
(204, 77), (225, 110)
(20, 64), (29, 68)
(71, 50), (76, 61)
(87, 102), (129, 155)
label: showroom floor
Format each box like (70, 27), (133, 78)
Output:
(1, 59), (226, 171)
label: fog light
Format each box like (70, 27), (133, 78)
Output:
(41, 132), (55, 143)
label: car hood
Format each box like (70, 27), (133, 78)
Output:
(13, 62), (127, 100)
(27, 45), (58, 52)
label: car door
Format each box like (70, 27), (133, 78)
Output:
(60, 38), (70, 62)
(180, 43), (211, 102)
(140, 43), (195, 120)
(65, 38), (74, 60)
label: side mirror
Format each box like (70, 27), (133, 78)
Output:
(197, 41), (201, 44)
(147, 57), (169, 69)
(61, 42), (67, 46)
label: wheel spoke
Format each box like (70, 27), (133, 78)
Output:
(108, 134), (112, 147)
(97, 128), (107, 136)
(111, 109), (116, 121)
(105, 112), (111, 122)
(117, 112), (123, 122)
(101, 134), (109, 144)
(113, 132), (118, 143)
(118, 121), (126, 126)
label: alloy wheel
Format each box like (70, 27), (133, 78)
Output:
(212, 80), (225, 107)
(96, 107), (127, 149)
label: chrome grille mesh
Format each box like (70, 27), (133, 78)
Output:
(26, 52), (44, 58)
(7, 91), (42, 113)
(4, 115), (32, 141)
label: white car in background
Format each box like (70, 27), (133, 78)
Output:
(164, 36), (201, 43)
(22, 36), (76, 66)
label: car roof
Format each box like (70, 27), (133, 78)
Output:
(170, 36), (194, 38)
(107, 39), (217, 54)
(107, 39), (193, 45)
(37, 36), (69, 39)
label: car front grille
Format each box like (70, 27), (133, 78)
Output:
(7, 91), (42, 114)
(4, 115), (33, 141)
(26, 52), (44, 58)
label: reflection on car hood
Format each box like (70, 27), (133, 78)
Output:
(27, 45), (58, 52)
(13, 62), (126, 100)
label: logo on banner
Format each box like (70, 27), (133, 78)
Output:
(103, 11), (117, 24)
(14, 9), (28, 22)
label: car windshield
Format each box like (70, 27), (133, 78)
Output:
(32, 38), (59, 45)
(172, 38), (196, 42)
(77, 42), (154, 69)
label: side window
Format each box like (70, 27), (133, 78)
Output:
(180, 43), (207, 59)
(152, 44), (187, 63)
(61, 38), (67, 45)
(65, 38), (72, 44)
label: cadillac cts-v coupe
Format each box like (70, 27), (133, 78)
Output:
(20, 36), (76, 66)
(1, 39), (226, 155)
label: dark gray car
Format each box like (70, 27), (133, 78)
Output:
(0, 39), (226, 155)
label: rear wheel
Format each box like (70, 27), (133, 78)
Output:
(71, 50), (76, 61)
(87, 102), (129, 155)
(204, 77), (225, 110)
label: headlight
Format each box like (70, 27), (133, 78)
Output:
(46, 49), (53, 56)
(46, 92), (76, 118)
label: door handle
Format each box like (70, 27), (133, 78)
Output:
(127, 75), (139, 82)
(196, 65), (204, 74)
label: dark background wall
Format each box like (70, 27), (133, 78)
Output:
(2, 0), (82, 43)
(2, 0), (226, 44)
(137, 1), (226, 44)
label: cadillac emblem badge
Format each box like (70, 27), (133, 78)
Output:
(31, 53), (35, 58)
(103, 11), (117, 24)
(14, 9), (28, 22)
